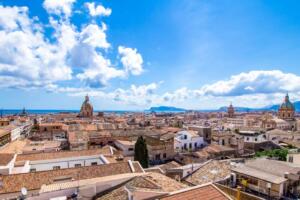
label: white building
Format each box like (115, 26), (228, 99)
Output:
(11, 148), (114, 174)
(174, 130), (204, 152)
(114, 140), (135, 156)
(238, 130), (266, 143)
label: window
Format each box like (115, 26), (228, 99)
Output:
(189, 143), (192, 149)
(163, 153), (167, 158)
(53, 166), (61, 170)
(75, 164), (81, 168)
(255, 138), (257, 142)
(184, 135), (187, 140)
(289, 156), (293, 163)
(194, 143), (197, 148)
(246, 137), (249, 141)
(91, 162), (98, 166)
(128, 148), (134, 151)
(184, 143), (187, 150)
(30, 168), (36, 172)
(155, 154), (161, 160)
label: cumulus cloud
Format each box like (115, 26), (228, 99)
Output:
(85, 2), (112, 17)
(196, 70), (300, 96)
(43, 0), (76, 17)
(49, 70), (300, 109)
(0, 6), (73, 89)
(0, 6), (30, 31)
(162, 88), (190, 102)
(0, 2), (145, 90)
(79, 23), (110, 49)
(62, 82), (160, 106)
(118, 46), (144, 75)
(76, 53), (125, 87)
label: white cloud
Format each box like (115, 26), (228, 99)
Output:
(162, 88), (190, 102)
(53, 82), (160, 106)
(80, 23), (110, 49)
(0, 6), (73, 89)
(0, 6), (30, 31)
(85, 2), (112, 17)
(48, 69), (300, 109)
(196, 70), (300, 96)
(118, 46), (144, 75)
(43, 0), (76, 17)
(0, 3), (145, 91)
(76, 53), (125, 87)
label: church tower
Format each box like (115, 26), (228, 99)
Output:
(278, 93), (295, 121)
(79, 95), (93, 118)
(228, 103), (235, 118)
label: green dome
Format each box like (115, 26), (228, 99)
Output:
(280, 94), (295, 110)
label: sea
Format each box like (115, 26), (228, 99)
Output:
(0, 109), (142, 116)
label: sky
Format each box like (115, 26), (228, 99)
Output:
(1, 0), (300, 110)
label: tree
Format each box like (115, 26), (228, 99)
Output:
(134, 136), (149, 168)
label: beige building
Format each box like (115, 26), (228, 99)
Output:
(232, 158), (300, 198)
(145, 133), (175, 165)
(278, 93), (295, 121)
(79, 95), (93, 118)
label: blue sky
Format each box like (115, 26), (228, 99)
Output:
(1, 0), (300, 110)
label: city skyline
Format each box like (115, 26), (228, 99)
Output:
(1, 0), (300, 110)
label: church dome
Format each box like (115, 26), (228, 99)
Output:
(280, 94), (294, 110)
(79, 95), (93, 118)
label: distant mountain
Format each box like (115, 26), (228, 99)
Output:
(218, 102), (299, 112)
(148, 101), (300, 113)
(216, 101), (300, 112)
(148, 106), (186, 112)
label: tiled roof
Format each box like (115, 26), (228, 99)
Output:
(16, 148), (112, 162)
(0, 139), (27, 154)
(96, 186), (128, 200)
(184, 160), (232, 185)
(0, 129), (10, 137)
(232, 165), (286, 184)
(0, 161), (143, 194)
(157, 161), (182, 173)
(0, 154), (14, 166)
(245, 158), (300, 177)
(145, 172), (188, 192)
(161, 184), (232, 200)
(96, 172), (187, 200)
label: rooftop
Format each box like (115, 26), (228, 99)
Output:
(0, 154), (14, 166)
(161, 183), (232, 200)
(184, 160), (232, 185)
(0, 161), (143, 194)
(96, 172), (187, 200)
(16, 147), (113, 162)
(232, 165), (287, 184)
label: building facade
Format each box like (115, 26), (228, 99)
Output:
(278, 93), (295, 121)
(79, 95), (94, 118)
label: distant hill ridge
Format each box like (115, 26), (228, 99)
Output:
(148, 101), (300, 112)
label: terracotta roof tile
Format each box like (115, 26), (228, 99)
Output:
(16, 148), (112, 162)
(161, 184), (232, 200)
(184, 160), (231, 185)
(0, 161), (142, 194)
(0, 154), (14, 166)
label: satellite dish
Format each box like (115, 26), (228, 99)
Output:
(21, 187), (27, 196)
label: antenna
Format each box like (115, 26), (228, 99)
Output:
(21, 187), (27, 196)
